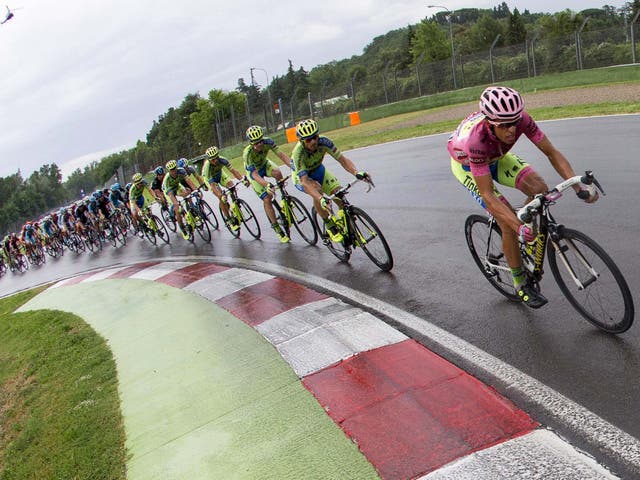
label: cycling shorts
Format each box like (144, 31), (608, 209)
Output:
(207, 169), (233, 188)
(248, 160), (280, 199)
(450, 153), (533, 209)
(292, 164), (340, 195)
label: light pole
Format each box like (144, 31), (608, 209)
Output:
(427, 5), (457, 89)
(250, 66), (274, 132)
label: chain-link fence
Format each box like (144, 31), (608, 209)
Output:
(211, 23), (638, 150)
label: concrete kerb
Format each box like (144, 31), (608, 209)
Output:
(9, 254), (640, 477)
(180, 255), (640, 479)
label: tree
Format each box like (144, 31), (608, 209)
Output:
(410, 20), (449, 63)
(506, 8), (527, 45)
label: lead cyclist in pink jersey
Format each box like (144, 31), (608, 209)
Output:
(449, 86), (598, 309)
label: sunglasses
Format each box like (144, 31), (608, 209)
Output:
(493, 120), (520, 129)
(251, 140), (264, 145)
(303, 135), (318, 143)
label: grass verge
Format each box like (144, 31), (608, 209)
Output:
(0, 287), (126, 480)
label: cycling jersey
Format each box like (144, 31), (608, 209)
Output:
(447, 111), (544, 176)
(291, 136), (342, 176)
(202, 156), (231, 183)
(150, 177), (163, 191)
(129, 180), (149, 199)
(110, 189), (126, 208)
(243, 138), (279, 173)
(162, 168), (190, 194)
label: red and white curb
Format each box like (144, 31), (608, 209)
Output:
(51, 260), (621, 479)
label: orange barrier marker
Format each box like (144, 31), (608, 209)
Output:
(349, 111), (361, 126)
(286, 126), (298, 143)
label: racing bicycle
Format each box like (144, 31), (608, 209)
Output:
(311, 178), (393, 272)
(464, 171), (634, 334)
(218, 181), (261, 239)
(138, 206), (170, 246)
(271, 175), (318, 246)
(179, 191), (212, 243)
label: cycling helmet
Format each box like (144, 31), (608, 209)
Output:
(246, 125), (264, 143)
(92, 190), (101, 198)
(166, 159), (178, 170)
(479, 86), (524, 123)
(154, 166), (164, 175)
(132, 172), (143, 184)
(177, 158), (187, 168)
(111, 183), (121, 192)
(205, 146), (219, 159)
(83, 196), (91, 203)
(296, 119), (319, 140)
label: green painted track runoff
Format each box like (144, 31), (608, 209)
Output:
(19, 279), (379, 480)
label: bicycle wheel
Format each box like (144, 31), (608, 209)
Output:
(271, 200), (290, 237)
(199, 200), (219, 230)
(161, 206), (177, 232)
(289, 196), (318, 246)
(142, 221), (157, 245)
(193, 211), (212, 242)
(219, 204), (241, 238)
(464, 214), (520, 301)
(312, 207), (351, 262)
(547, 227), (634, 334)
(350, 206), (393, 272)
(237, 199), (261, 239)
(150, 215), (170, 244)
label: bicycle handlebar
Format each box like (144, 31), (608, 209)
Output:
(517, 170), (605, 224)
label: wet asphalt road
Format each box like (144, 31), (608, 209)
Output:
(3, 115), (639, 445)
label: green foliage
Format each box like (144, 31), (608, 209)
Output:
(410, 20), (449, 63)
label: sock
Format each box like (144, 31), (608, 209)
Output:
(511, 267), (526, 288)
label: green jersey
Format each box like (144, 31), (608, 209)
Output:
(243, 137), (279, 173)
(291, 136), (342, 175)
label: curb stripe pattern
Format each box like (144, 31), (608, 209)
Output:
(50, 261), (615, 479)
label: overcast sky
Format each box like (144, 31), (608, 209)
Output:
(0, 0), (627, 180)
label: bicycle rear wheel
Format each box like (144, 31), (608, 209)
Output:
(289, 196), (318, 246)
(312, 207), (351, 263)
(350, 206), (393, 271)
(547, 227), (634, 334)
(465, 214), (519, 301)
(238, 199), (261, 239)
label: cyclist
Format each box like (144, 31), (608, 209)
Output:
(109, 182), (128, 212)
(243, 125), (292, 243)
(291, 119), (371, 242)
(202, 145), (248, 231)
(129, 172), (155, 236)
(162, 159), (199, 239)
(178, 157), (207, 189)
(149, 167), (169, 206)
(448, 85), (598, 309)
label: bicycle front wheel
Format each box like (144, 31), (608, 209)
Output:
(151, 215), (170, 245)
(289, 196), (318, 246)
(350, 207), (393, 272)
(547, 227), (634, 334)
(464, 214), (519, 301)
(199, 200), (219, 230)
(161, 206), (177, 232)
(312, 207), (351, 263)
(194, 212), (212, 242)
(238, 199), (261, 239)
